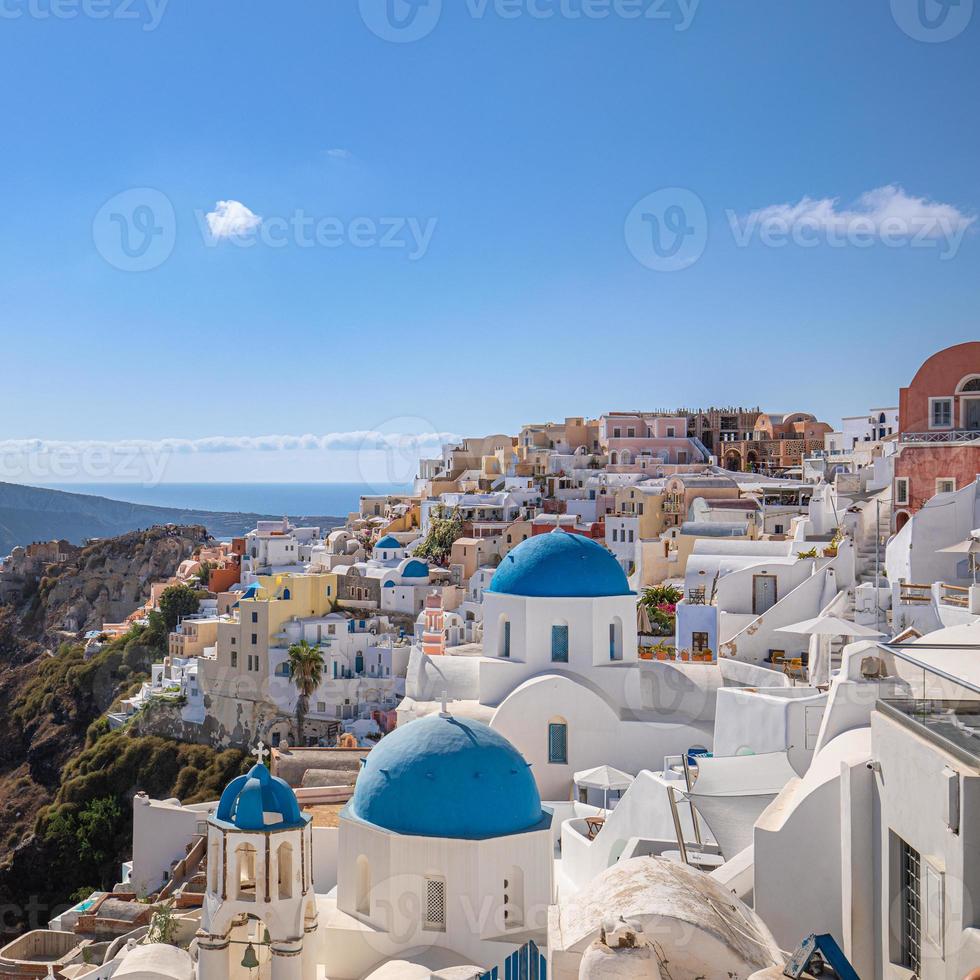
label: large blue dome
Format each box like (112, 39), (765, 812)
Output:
(488, 530), (632, 598)
(349, 714), (545, 839)
(215, 764), (306, 831)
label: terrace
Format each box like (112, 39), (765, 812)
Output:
(876, 642), (980, 766)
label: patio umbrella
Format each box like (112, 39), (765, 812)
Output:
(775, 616), (886, 639)
(939, 537), (980, 583)
(775, 616), (885, 685)
(574, 765), (635, 811)
(637, 602), (653, 635)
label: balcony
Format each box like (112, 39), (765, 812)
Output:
(876, 642), (980, 766)
(899, 429), (980, 444)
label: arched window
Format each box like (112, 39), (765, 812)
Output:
(356, 855), (371, 915)
(277, 842), (293, 899)
(609, 618), (624, 661)
(282, 588), (291, 600)
(207, 838), (219, 894)
(551, 623), (569, 663)
(620, 450), (632, 466)
(548, 718), (568, 764)
(504, 865), (524, 928)
(499, 617), (511, 658)
(609, 452), (618, 465)
(236, 843), (257, 901)
(957, 376), (980, 393)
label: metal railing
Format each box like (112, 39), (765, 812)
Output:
(876, 642), (980, 766)
(900, 429), (980, 444)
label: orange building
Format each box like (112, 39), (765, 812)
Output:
(893, 342), (980, 530)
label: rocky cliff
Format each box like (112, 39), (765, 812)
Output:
(0, 526), (247, 934)
(16, 525), (210, 641)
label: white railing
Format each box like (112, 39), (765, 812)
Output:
(900, 429), (980, 444)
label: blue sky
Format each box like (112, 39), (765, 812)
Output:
(0, 0), (978, 482)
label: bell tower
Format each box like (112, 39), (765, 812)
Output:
(197, 744), (317, 980)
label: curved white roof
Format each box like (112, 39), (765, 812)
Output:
(113, 944), (193, 980)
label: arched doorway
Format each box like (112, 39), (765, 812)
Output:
(725, 450), (741, 471)
(895, 510), (911, 533)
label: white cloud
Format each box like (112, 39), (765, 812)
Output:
(205, 200), (262, 240)
(742, 184), (975, 240)
(325, 148), (351, 160)
(0, 431), (461, 456)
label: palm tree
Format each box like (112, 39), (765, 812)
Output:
(287, 640), (324, 747)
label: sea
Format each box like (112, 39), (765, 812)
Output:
(38, 482), (414, 518)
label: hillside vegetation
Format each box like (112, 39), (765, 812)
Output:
(0, 527), (248, 933)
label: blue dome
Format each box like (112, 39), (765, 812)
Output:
(215, 764), (305, 831)
(374, 535), (402, 550)
(400, 559), (428, 578)
(488, 530), (632, 598)
(349, 714), (544, 839)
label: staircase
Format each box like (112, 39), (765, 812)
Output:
(157, 833), (208, 902)
(855, 494), (891, 586)
(828, 590), (857, 673)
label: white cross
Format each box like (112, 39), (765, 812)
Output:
(439, 690), (454, 718)
(251, 741), (269, 767)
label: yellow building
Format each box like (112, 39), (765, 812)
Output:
(198, 572), (338, 704)
(612, 485), (668, 539)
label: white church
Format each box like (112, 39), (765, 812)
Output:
(398, 529), (719, 800)
(98, 710), (781, 980)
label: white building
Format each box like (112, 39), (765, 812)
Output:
(398, 530), (718, 801)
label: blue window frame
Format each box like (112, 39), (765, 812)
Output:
(551, 625), (568, 663)
(502, 620), (511, 658)
(548, 723), (567, 764)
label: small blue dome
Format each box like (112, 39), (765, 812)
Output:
(349, 715), (544, 839)
(216, 764), (305, 831)
(400, 559), (429, 579)
(374, 535), (402, 550)
(489, 530), (632, 598)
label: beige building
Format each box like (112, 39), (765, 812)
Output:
(168, 617), (219, 659)
(195, 573), (339, 743)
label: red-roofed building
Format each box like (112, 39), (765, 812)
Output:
(893, 342), (980, 531)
